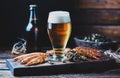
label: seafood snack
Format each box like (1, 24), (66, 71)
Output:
(14, 52), (47, 66)
(13, 47), (112, 66)
(66, 47), (103, 62)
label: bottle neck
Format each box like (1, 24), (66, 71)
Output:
(29, 7), (37, 24)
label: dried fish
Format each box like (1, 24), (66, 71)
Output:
(13, 52), (47, 66)
(11, 38), (27, 55)
(104, 48), (120, 63)
(25, 56), (44, 66)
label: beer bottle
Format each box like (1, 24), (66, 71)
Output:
(25, 5), (40, 52)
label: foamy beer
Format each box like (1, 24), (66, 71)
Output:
(47, 11), (71, 61)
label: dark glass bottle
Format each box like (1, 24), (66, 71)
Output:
(25, 5), (40, 52)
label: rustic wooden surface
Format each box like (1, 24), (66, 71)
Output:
(74, 0), (120, 9)
(0, 70), (120, 78)
(71, 9), (120, 25)
(0, 51), (120, 78)
(69, 0), (120, 25)
(72, 26), (120, 42)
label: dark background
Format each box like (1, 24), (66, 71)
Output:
(0, 0), (120, 50)
(0, 0), (75, 49)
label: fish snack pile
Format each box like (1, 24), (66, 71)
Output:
(14, 52), (47, 66)
(66, 47), (103, 62)
(13, 47), (111, 66)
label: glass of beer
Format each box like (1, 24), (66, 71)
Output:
(47, 11), (71, 61)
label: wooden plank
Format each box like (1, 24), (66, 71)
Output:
(74, 0), (120, 9)
(6, 59), (116, 76)
(93, 26), (120, 41)
(0, 63), (9, 70)
(71, 9), (120, 25)
(0, 70), (120, 78)
(0, 59), (6, 63)
(71, 25), (120, 41)
(0, 70), (15, 78)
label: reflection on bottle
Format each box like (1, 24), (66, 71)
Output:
(26, 23), (33, 31)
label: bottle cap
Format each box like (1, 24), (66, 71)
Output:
(29, 5), (37, 8)
(29, 5), (37, 10)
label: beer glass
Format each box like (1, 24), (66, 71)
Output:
(47, 11), (71, 61)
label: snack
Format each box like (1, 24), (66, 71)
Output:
(14, 52), (47, 66)
(14, 53), (42, 61)
(20, 54), (40, 64)
(104, 48), (120, 63)
(66, 47), (102, 62)
(11, 39), (27, 55)
(25, 56), (45, 66)
(13, 47), (108, 66)
(84, 33), (111, 42)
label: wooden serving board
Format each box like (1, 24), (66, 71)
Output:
(6, 59), (116, 76)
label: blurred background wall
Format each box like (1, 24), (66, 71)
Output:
(0, 0), (120, 49)
(0, 0), (72, 49)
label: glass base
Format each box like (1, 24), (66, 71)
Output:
(49, 54), (67, 62)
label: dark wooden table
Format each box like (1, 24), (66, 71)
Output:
(0, 50), (120, 78)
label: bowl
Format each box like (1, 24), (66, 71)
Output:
(74, 37), (119, 50)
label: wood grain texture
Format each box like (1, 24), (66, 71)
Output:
(71, 25), (120, 41)
(0, 51), (120, 78)
(0, 71), (15, 78)
(0, 70), (120, 78)
(71, 9), (120, 25)
(74, 0), (120, 9)
(6, 58), (116, 76)
(0, 63), (9, 70)
(94, 26), (120, 41)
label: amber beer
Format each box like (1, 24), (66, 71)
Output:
(47, 11), (71, 60)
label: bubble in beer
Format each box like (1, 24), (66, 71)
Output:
(48, 11), (71, 23)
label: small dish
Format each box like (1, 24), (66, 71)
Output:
(74, 37), (119, 50)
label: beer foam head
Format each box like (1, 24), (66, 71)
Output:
(48, 11), (71, 23)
